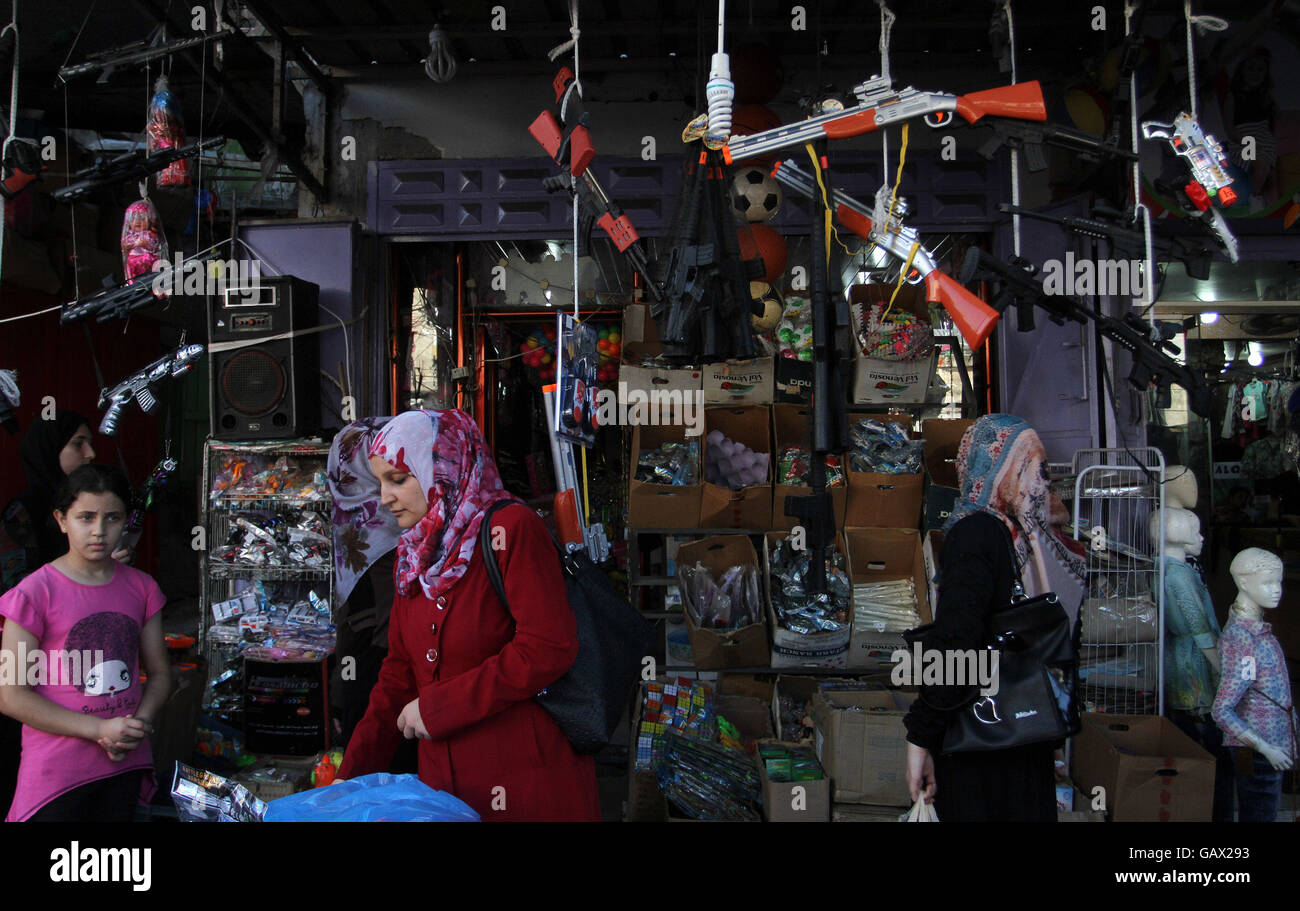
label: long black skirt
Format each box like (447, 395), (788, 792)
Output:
(933, 742), (1058, 822)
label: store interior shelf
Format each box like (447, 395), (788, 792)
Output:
(207, 563), (332, 582)
(209, 496), (332, 512)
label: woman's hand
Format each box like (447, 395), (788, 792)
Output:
(396, 698), (430, 740)
(907, 742), (937, 803)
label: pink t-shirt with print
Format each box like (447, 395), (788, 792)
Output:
(0, 562), (165, 821)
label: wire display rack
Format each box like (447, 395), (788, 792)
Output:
(1071, 448), (1166, 716)
(198, 439), (334, 716)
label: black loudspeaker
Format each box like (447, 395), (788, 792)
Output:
(208, 275), (320, 440)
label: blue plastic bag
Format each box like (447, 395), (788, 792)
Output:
(264, 773), (480, 822)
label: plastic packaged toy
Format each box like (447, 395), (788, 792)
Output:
(120, 197), (168, 281)
(146, 74), (190, 187)
(848, 418), (923, 474)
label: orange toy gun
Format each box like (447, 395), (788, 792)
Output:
(723, 76), (1046, 165)
(771, 159), (999, 350)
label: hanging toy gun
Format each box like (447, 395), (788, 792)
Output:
(97, 344), (205, 436)
(723, 75), (1046, 164)
(772, 159), (1000, 349)
(54, 136), (224, 203)
(61, 249), (220, 325)
(1141, 112), (1239, 263)
(529, 65), (595, 178)
(118, 457), (179, 554)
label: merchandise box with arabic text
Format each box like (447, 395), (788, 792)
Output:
(843, 526), (932, 668)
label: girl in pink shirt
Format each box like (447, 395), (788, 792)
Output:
(0, 464), (170, 822)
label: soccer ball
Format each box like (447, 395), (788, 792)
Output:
(731, 166), (781, 223)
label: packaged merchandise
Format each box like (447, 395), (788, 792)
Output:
(776, 296), (813, 362)
(777, 446), (845, 486)
(705, 430), (770, 490)
(210, 510), (330, 569)
(848, 418), (923, 474)
(146, 74), (190, 187)
(209, 455), (330, 502)
(171, 763), (267, 822)
(656, 728), (762, 822)
(856, 300), (935, 362)
(634, 441), (700, 486)
(853, 577), (921, 633)
(120, 198), (168, 280)
(678, 561), (763, 630)
(767, 535), (851, 636)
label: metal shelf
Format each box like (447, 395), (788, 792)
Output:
(634, 576), (677, 587)
(207, 562), (331, 582)
(210, 495), (332, 512)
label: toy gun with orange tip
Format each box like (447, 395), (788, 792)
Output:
(529, 65), (595, 178)
(722, 75), (1047, 165)
(1142, 112), (1239, 263)
(771, 158), (1000, 350)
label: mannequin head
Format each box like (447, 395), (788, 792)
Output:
(1165, 465), (1198, 510)
(1150, 507), (1202, 560)
(1229, 548), (1284, 612)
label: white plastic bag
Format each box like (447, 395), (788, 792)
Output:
(902, 796), (939, 822)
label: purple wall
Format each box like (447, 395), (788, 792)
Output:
(240, 220), (363, 431)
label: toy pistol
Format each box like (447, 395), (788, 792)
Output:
(724, 75), (1046, 165)
(772, 159), (999, 349)
(97, 344), (205, 436)
(1142, 112), (1239, 263)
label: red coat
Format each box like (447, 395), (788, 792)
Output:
(338, 505), (601, 821)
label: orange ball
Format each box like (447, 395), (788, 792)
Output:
(736, 224), (787, 283)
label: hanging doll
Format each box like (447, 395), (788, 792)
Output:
(146, 74), (189, 187)
(120, 197), (168, 281)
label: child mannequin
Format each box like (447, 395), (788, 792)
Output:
(1211, 547), (1295, 822)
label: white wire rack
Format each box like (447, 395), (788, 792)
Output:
(1071, 448), (1166, 716)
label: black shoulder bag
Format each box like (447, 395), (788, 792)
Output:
(478, 500), (656, 755)
(906, 520), (1081, 754)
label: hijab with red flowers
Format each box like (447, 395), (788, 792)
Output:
(368, 409), (521, 601)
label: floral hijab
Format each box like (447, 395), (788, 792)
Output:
(944, 414), (1088, 616)
(328, 417), (402, 606)
(368, 409), (520, 601)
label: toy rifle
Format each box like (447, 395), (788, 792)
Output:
(782, 144), (852, 595)
(53, 136), (224, 202)
(119, 458), (179, 554)
(723, 75), (1046, 164)
(97, 344), (205, 436)
(60, 250), (220, 326)
(1142, 112), (1240, 263)
(772, 158), (1000, 349)
(976, 120), (1138, 173)
(960, 249), (1211, 417)
(997, 203), (1214, 282)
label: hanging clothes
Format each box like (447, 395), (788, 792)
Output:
(1222, 384), (1240, 439)
(1242, 378), (1268, 422)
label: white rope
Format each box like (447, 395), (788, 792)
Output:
(878, 1), (894, 187)
(1182, 1), (1228, 122)
(1125, 1), (1155, 315)
(0, 0), (19, 300)
(1003, 0), (1021, 257)
(570, 0), (579, 317)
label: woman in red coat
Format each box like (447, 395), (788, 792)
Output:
(336, 409), (601, 821)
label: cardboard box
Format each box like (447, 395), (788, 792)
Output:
(676, 535), (770, 670)
(844, 527), (932, 668)
(757, 739), (832, 822)
(1071, 713), (1215, 822)
(764, 532), (851, 669)
(770, 674), (822, 743)
(921, 419), (973, 531)
(773, 356), (814, 403)
(849, 284), (937, 405)
(845, 412), (923, 528)
(621, 301), (664, 362)
(812, 687), (914, 806)
(702, 357), (775, 405)
(700, 405), (773, 529)
(628, 419), (702, 529)
(832, 802), (904, 822)
(771, 403), (847, 530)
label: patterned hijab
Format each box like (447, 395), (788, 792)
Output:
(327, 417), (402, 606)
(944, 415), (1087, 615)
(368, 409), (520, 601)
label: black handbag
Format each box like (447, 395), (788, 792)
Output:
(478, 500), (656, 755)
(905, 520), (1080, 754)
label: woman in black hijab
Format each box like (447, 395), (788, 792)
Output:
(0, 411), (98, 817)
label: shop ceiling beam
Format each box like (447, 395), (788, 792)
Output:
(131, 0), (327, 202)
(238, 0), (333, 98)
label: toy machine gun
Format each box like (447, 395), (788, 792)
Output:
(722, 74), (1047, 165)
(960, 249), (1211, 417)
(1141, 112), (1240, 263)
(772, 158), (1000, 350)
(60, 249), (221, 326)
(54, 136), (224, 203)
(119, 457), (179, 554)
(98, 344), (205, 436)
